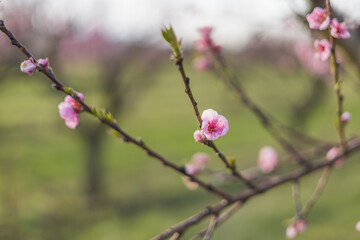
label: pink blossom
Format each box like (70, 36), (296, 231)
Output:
(295, 220), (307, 233)
(20, 58), (36, 75)
(286, 220), (307, 239)
(194, 130), (207, 143)
(326, 147), (345, 168)
(356, 221), (360, 231)
(341, 112), (351, 123)
(185, 164), (199, 176)
(192, 152), (210, 168)
(192, 56), (211, 71)
(195, 27), (221, 53)
(294, 42), (330, 79)
(286, 224), (297, 239)
(199, 27), (213, 39)
(330, 19), (351, 39)
(306, 7), (330, 30)
(258, 146), (279, 173)
(185, 152), (210, 176)
(182, 176), (199, 190)
(37, 58), (49, 70)
(201, 109), (229, 141)
(314, 39), (331, 61)
(58, 93), (84, 129)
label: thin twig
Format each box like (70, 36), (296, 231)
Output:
(174, 56), (256, 189)
(326, 0), (347, 152)
(203, 215), (217, 240)
(210, 51), (309, 167)
(0, 20), (233, 201)
(300, 166), (331, 217)
(190, 201), (243, 240)
(292, 180), (302, 219)
(151, 136), (360, 240)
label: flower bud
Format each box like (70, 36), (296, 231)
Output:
(20, 58), (36, 75)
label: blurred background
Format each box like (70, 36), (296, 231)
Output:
(1, 0), (360, 239)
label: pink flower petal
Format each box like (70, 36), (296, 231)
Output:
(286, 225), (297, 239)
(330, 19), (351, 39)
(20, 58), (37, 75)
(65, 115), (79, 129)
(58, 102), (76, 119)
(37, 58), (49, 70)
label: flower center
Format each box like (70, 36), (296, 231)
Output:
(207, 120), (217, 133)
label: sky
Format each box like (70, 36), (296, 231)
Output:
(1, 0), (360, 49)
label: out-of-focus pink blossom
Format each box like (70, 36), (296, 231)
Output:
(194, 130), (207, 143)
(295, 220), (307, 233)
(286, 220), (307, 239)
(20, 58), (36, 75)
(58, 93), (84, 129)
(355, 221), (360, 231)
(199, 27), (213, 39)
(330, 19), (351, 39)
(341, 112), (351, 123)
(294, 42), (330, 79)
(192, 56), (211, 71)
(185, 152), (210, 176)
(258, 146), (279, 173)
(182, 176), (199, 190)
(37, 58), (49, 70)
(286, 224), (297, 239)
(306, 7), (330, 30)
(185, 164), (199, 176)
(192, 152), (210, 167)
(195, 27), (221, 53)
(201, 109), (229, 141)
(314, 39), (331, 61)
(326, 147), (345, 168)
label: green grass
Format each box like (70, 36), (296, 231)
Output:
(1, 57), (360, 240)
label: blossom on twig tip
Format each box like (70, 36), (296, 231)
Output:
(326, 147), (345, 168)
(286, 224), (297, 239)
(58, 93), (85, 129)
(341, 112), (351, 123)
(330, 19), (351, 39)
(314, 39), (330, 61)
(194, 130), (207, 143)
(38, 58), (49, 70)
(201, 109), (229, 141)
(306, 7), (330, 30)
(286, 220), (307, 239)
(20, 58), (36, 75)
(258, 146), (278, 173)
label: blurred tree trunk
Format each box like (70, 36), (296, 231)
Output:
(81, 54), (124, 207)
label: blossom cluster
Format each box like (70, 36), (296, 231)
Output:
(192, 27), (222, 71)
(306, 7), (350, 62)
(20, 57), (49, 75)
